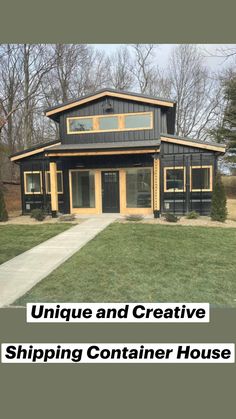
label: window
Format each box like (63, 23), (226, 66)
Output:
(24, 172), (42, 194)
(124, 113), (152, 129)
(99, 116), (119, 130)
(71, 171), (95, 208)
(46, 171), (63, 194)
(126, 168), (152, 208)
(67, 112), (153, 134)
(164, 167), (185, 192)
(68, 117), (93, 132)
(191, 166), (212, 191)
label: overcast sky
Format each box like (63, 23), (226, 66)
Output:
(95, 44), (236, 71)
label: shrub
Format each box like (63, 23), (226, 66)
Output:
(211, 172), (227, 222)
(30, 208), (45, 221)
(186, 211), (199, 219)
(0, 186), (8, 222)
(164, 212), (179, 223)
(125, 214), (143, 222)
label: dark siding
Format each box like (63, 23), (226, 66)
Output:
(20, 155), (65, 214)
(161, 144), (216, 215)
(59, 96), (162, 144)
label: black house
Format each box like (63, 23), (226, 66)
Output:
(10, 88), (226, 217)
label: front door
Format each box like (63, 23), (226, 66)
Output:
(102, 171), (120, 213)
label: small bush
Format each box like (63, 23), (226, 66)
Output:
(186, 211), (199, 219)
(0, 186), (8, 222)
(30, 208), (45, 221)
(125, 214), (143, 222)
(164, 212), (179, 223)
(211, 172), (227, 222)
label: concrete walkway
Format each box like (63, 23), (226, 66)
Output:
(0, 216), (117, 307)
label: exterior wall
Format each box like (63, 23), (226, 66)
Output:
(18, 139), (220, 216)
(59, 96), (168, 145)
(19, 155), (65, 214)
(160, 142), (217, 215)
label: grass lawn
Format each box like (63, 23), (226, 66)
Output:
(14, 223), (236, 307)
(0, 224), (72, 265)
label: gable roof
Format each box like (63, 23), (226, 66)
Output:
(161, 134), (226, 153)
(45, 88), (176, 120)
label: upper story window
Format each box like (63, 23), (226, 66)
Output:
(67, 111), (153, 134)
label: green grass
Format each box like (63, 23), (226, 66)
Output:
(0, 224), (72, 265)
(14, 223), (236, 307)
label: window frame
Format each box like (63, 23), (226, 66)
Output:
(190, 165), (213, 192)
(164, 166), (186, 193)
(45, 171), (63, 194)
(125, 167), (153, 210)
(70, 169), (96, 210)
(24, 171), (43, 195)
(67, 111), (153, 134)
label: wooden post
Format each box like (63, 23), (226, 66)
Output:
(153, 157), (160, 217)
(49, 161), (58, 216)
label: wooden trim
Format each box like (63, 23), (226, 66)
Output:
(24, 171), (43, 195)
(190, 165), (213, 192)
(161, 136), (226, 153)
(164, 166), (186, 192)
(45, 171), (63, 194)
(69, 169), (101, 215)
(45, 91), (174, 117)
(50, 162), (58, 211)
(66, 111), (153, 135)
(120, 167), (153, 215)
(69, 167), (154, 215)
(10, 142), (61, 162)
(153, 159), (160, 211)
(46, 149), (158, 157)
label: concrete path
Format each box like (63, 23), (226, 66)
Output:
(0, 216), (117, 307)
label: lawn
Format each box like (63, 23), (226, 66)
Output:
(0, 224), (72, 265)
(14, 223), (236, 307)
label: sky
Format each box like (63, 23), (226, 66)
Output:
(95, 44), (236, 71)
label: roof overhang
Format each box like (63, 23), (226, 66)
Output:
(45, 149), (159, 157)
(10, 142), (61, 162)
(45, 90), (175, 119)
(161, 135), (226, 153)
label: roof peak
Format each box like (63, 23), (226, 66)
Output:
(45, 88), (176, 120)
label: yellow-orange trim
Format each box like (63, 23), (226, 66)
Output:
(153, 159), (160, 211)
(24, 171), (43, 195)
(161, 136), (226, 153)
(46, 91), (174, 117)
(45, 171), (63, 194)
(190, 165), (213, 192)
(46, 149), (158, 158)
(164, 166), (186, 193)
(66, 111), (153, 134)
(50, 162), (58, 211)
(10, 142), (61, 162)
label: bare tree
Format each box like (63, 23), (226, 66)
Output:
(168, 44), (223, 140)
(107, 46), (134, 90)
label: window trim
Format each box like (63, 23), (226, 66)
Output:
(190, 165), (213, 192)
(69, 169), (97, 213)
(66, 111), (153, 134)
(124, 167), (153, 211)
(164, 166), (186, 192)
(45, 171), (63, 194)
(24, 171), (43, 195)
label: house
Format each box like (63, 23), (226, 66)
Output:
(10, 88), (226, 217)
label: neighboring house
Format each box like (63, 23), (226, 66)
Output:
(10, 88), (226, 217)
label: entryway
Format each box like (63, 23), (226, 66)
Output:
(102, 171), (120, 213)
